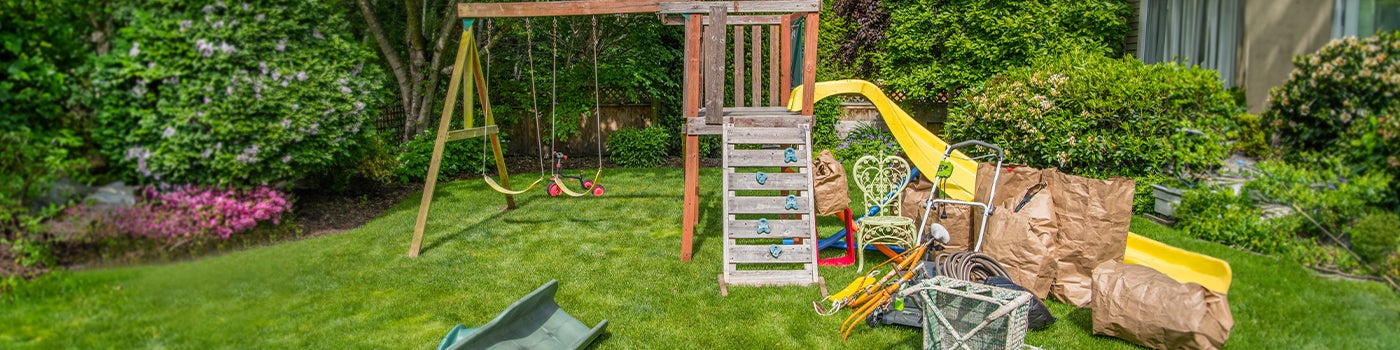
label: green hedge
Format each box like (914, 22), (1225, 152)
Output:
(879, 0), (1131, 99)
(947, 48), (1239, 179)
(607, 126), (670, 168)
(90, 0), (385, 187)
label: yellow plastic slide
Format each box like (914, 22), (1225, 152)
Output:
(789, 79), (1231, 294)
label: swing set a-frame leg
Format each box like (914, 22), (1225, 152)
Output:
(409, 20), (514, 258)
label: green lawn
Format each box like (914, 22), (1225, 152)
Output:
(2, 168), (1397, 348)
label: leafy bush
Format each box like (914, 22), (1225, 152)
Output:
(1, 129), (85, 279)
(834, 123), (898, 163)
(608, 126), (671, 168)
(947, 48), (1240, 179)
(393, 131), (491, 183)
(89, 0), (384, 187)
(878, 0), (1131, 99)
(1230, 113), (1271, 157)
(1, 129), (86, 237)
(48, 185), (290, 243)
(1175, 187), (1295, 254)
(1244, 158), (1393, 238)
(698, 135), (721, 158)
(353, 132), (401, 184)
(1264, 32), (1400, 203)
(1347, 211), (1400, 263)
(0, 1), (91, 132)
(812, 99), (842, 152)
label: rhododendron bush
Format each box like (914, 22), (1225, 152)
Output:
(50, 186), (290, 242)
(90, 0), (385, 186)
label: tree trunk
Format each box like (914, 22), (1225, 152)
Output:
(356, 0), (415, 140)
(405, 0), (427, 137)
(415, 8), (462, 135)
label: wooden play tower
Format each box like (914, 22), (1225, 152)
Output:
(429, 0), (823, 292)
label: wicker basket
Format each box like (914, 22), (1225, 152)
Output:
(902, 276), (1035, 350)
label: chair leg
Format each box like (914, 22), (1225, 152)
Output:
(857, 240), (866, 272)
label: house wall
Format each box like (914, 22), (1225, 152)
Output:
(1241, 0), (1336, 113)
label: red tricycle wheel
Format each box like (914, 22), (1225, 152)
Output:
(547, 182), (562, 197)
(583, 179), (594, 189)
(591, 184), (605, 196)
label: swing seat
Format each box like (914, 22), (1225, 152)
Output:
(484, 176), (546, 195)
(436, 280), (607, 350)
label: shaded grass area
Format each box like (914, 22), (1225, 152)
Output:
(1, 168), (1397, 348)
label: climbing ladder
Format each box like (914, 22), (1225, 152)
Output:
(718, 111), (825, 296)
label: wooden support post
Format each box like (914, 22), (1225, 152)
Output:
(704, 6), (727, 124)
(768, 25), (779, 106)
(801, 12), (818, 116)
(779, 14), (792, 104)
(410, 28), (473, 258)
(681, 15), (703, 262)
(750, 25), (761, 107)
(733, 27), (745, 108)
(682, 133), (700, 261)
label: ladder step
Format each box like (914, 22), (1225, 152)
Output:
(726, 172), (809, 191)
(726, 149), (809, 168)
(727, 219), (811, 239)
(722, 269), (817, 286)
(727, 196), (812, 214)
(727, 245), (813, 264)
(726, 127), (806, 144)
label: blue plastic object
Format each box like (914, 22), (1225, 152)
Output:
(784, 147), (798, 163)
(785, 194), (799, 210)
(770, 244), (783, 258)
(755, 171), (768, 185)
(756, 218), (771, 234)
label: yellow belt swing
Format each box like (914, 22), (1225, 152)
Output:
(542, 16), (607, 198)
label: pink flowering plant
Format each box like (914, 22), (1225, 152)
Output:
(88, 0), (385, 186)
(50, 185), (290, 243)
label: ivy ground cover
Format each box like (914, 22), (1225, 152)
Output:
(2, 168), (1397, 348)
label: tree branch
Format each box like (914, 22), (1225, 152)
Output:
(356, 0), (413, 128)
(415, 5), (462, 130)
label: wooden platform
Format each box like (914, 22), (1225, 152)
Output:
(687, 107), (809, 135)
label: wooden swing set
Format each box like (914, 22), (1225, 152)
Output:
(408, 0), (822, 259)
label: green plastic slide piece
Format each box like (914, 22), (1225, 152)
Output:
(438, 280), (608, 350)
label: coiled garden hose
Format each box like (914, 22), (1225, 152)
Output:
(934, 251), (1009, 283)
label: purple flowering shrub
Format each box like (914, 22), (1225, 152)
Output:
(834, 123), (899, 163)
(89, 0), (385, 186)
(49, 185), (290, 242)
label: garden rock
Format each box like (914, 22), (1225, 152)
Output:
(84, 181), (137, 210)
(30, 176), (92, 212)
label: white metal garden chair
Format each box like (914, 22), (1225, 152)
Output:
(852, 155), (918, 271)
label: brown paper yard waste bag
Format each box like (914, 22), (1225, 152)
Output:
(812, 150), (850, 216)
(1049, 170), (1134, 307)
(900, 174), (974, 251)
(930, 204), (973, 252)
(1091, 261), (1234, 350)
(972, 163), (1045, 225)
(900, 173), (934, 224)
(981, 193), (1056, 299)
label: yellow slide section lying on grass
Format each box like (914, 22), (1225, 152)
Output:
(789, 79), (1232, 294)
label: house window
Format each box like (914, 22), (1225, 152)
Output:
(1137, 0), (1243, 86)
(1335, 0), (1400, 37)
